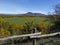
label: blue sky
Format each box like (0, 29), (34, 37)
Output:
(0, 0), (60, 14)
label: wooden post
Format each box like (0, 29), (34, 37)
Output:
(33, 28), (37, 45)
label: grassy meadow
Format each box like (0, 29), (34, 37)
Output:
(4, 16), (50, 25)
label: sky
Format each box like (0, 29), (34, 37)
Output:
(0, 0), (60, 14)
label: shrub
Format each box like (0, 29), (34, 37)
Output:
(0, 28), (11, 37)
(36, 22), (48, 34)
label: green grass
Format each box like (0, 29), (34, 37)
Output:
(4, 17), (50, 25)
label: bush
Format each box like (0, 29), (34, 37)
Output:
(36, 23), (48, 34)
(0, 28), (11, 37)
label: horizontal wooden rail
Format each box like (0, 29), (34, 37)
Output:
(30, 32), (60, 38)
(0, 32), (41, 40)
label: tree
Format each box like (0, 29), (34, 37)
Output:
(54, 4), (60, 15)
(48, 4), (60, 33)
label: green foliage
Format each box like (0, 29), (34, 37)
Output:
(21, 21), (35, 34)
(48, 15), (60, 33)
(0, 28), (11, 37)
(0, 16), (54, 37)
(0, 17), (3, 22)
(0, 16), (60, 45)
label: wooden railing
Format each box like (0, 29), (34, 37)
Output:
(0, 32), (60, 41)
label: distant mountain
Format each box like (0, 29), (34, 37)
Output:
(0, 12), (46, 16)
(25, 12), (45, 16)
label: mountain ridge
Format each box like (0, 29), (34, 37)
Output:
(0, 12), (46, 16)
